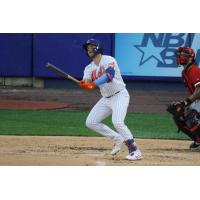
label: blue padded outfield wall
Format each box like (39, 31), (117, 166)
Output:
(0, 33), (32, 76)
(33, 33), (113, 78)
(1, 33), (200, 81)
(0, 33), (112, 78)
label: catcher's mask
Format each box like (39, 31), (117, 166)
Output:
(83, 38), (103, 58)
(176, 46), (195, 65)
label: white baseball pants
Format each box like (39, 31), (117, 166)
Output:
(86, 88), (134, 143)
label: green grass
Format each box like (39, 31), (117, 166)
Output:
(0, 109), (189, 140)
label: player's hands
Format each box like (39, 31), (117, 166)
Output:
(79, 80), (96, 91)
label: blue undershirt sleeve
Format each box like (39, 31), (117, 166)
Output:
(94, 74), (109, 86)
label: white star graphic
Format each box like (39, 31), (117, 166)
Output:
(135, 39), (166, 66)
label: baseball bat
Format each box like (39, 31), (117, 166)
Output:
(46, 63), (80, 84)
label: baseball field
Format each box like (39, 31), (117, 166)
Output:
(0, 87), (199, 165)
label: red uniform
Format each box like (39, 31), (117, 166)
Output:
(174, 46), (200, 149)
(182, 64), (200, 94)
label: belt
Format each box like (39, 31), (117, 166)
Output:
(106, 91), (121, 98)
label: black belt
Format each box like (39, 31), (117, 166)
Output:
(106, 91), (121, 98)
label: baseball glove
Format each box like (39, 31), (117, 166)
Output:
(166, 102), (185, 120)
(167, 101), (200, 142)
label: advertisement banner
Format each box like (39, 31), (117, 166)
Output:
(115, 33), (200, 80)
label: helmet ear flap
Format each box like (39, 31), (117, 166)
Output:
(93, 46), (98, 53)
(93, 45), (102, 54)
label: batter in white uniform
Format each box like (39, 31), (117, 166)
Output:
(79, 38), (142, 161)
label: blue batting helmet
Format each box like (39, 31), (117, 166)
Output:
(83, 38), (103, 55)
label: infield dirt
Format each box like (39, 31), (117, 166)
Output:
(0, 136), (199, 166)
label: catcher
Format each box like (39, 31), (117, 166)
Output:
(167, 46), (200, 151)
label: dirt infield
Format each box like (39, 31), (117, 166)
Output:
(0, 100), (68, 110)
(0, 136), (199, 166)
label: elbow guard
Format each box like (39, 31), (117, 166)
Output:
(105, 67), (115, 82)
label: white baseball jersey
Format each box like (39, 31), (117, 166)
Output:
(83, 55), (136, 144)
(83, 55), (126, 98)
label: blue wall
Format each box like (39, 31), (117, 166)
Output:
(0, 34), (32, 76)
(0, 33), (112, 78)
(33, 33), (112, 78)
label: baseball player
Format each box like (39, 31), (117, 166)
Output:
(79, 38), (142, 160)
(171, 46), (200, 151)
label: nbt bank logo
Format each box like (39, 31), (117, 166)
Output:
(134, 33), (200, 68)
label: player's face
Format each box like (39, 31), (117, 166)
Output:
(176, 52), (190, 65)
(87, 44), (96, 58)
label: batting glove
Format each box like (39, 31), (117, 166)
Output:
(79, 80), (96, 91)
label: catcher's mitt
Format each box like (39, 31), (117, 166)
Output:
(167, 101), (200, 142)
(166, 102), (185, 119)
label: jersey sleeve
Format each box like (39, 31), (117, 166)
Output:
(190, 66), (200, 88)
(103, 56), (117, 70)
(83, 65), (92, 81)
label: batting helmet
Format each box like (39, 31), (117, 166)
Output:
(176, 46), (195, 65)
(83, 38), (103, 56)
